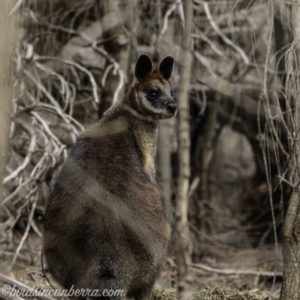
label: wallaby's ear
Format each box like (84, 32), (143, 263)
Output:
(135, 55), (153, 81)
(158, 56), (174, 80)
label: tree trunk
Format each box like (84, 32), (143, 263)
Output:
(156, 16), (178, 222)
(280, 1), (300, 299)
(0, 1), (15, 205)
(157, 120), (174, 221)
(198, 94), (220, 226)
(280, 188), (300, 299)
(174, 0), (193, 299)
(98, 0), (135, 118)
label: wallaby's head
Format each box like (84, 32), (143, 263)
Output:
(131, 54), (176, 119)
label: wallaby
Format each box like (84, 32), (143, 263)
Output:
(43, 55), (176, 300)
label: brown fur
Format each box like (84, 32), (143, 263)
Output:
(43, 55), (176, 300)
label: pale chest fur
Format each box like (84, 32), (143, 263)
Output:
(132, 122), (158, 184)
(140, 132), (157, 183)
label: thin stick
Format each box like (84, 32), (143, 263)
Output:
(3, 122), (36, 184)
(35, 56), (100, 104)
(9, 0), (22, 17)
(0, 273), (56, 300)
(8, 199), (37, 271)
(202, 1), (250, 65)
(191, 263), (283, 277)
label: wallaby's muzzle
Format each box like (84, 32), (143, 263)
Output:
(166, 97), (177, 115)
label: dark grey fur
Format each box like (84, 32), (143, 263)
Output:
(43, 55), (176, 300)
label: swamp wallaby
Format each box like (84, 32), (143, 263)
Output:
(43, 55), (176, 300)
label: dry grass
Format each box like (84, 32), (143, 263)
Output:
(153, 287), (279, 300)
(0, 242), (281, 300)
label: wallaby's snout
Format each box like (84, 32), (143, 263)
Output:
(165, 95), (177, 116)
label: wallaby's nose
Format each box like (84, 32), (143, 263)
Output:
(167, 102), (177, 114)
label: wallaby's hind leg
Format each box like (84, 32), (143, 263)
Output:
(93, 297), (125, 300)
(92, 293), (126, 300)
(69, 297), (85, 300)
(90, 277), (127, 300)
(135, 288), (152, 300)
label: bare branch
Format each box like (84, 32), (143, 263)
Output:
(0, 273), (56, 300)
(202, 1), (250, 65)
(191, 263), (283, 277)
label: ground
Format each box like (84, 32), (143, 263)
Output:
(0, 231), (282, 300)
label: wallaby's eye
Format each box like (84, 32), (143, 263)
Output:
(148, 89), (159, 99)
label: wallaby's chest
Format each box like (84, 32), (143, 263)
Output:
(132, 124), (158, 183)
